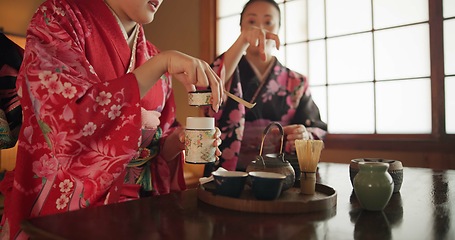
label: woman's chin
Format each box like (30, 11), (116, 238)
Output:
(246, 47), (261, 56)
(136, 15), (155, 25)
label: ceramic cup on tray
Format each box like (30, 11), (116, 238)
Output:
(212, 171), (248, 198)
(249, 171), (286, 200)
(185, 117), (216, 164)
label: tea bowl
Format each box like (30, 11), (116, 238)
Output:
(350, 158), (403, 193)
(249, 171), (286, 200)
(212, 171), (248, 198)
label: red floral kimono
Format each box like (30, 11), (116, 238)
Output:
(0, 0), (186, 239)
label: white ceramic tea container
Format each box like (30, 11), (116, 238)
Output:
(184, 117), (216, 164)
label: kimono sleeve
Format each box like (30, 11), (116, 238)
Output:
(18, 2), (141, 162)
(152, 86), (186, 194)
(289, 73), (327, 140)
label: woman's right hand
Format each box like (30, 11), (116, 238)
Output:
(272, 124), (310, 153)
(133, 50), (223, 112)
(240, 26), (280, 61)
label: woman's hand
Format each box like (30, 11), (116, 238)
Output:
(222, 26), (281, 85)
(213, 127), (222, 161)
(281, 124), (310, 152)
(166, 51), (223, 112)
(177, 127), (222, 161)
(162, 126), (186, 162)
(240, 26), (280, 61)
(133, 50), (223, 112)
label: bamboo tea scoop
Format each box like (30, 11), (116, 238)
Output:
(224, 90), (256, 109)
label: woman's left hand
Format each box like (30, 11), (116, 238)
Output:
(213, 127), (222, 160)
(282, 124), (310, 152)
(178, 127), (222, 160)
(241, 26), (280, 62)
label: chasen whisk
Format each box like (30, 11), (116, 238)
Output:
(295, 139), (324, 194)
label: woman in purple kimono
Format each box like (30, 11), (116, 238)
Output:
(205, 0), (327, 173)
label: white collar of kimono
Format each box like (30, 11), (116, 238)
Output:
(116, 19), (139, 48)
(246, 56), (276, 82)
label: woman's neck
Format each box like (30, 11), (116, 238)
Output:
(120, 21), (136, 36)
(245, 53), (275, 75)
(104, 0), (136, 36)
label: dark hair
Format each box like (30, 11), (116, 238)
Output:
(240, 0), (281, 27)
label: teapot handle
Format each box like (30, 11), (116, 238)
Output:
(258, 122), (284, 157)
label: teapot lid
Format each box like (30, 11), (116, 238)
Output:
(253, 153), (290, 167)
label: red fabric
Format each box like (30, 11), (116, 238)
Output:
(0, 0), (186, 239)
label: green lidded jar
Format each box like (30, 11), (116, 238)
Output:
(353, 162), (393, 211)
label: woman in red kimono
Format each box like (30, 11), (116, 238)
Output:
(0, 0), (223, 239)
(204, 0), (327, 173)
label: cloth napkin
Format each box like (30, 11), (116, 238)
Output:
(199, 167), (228, 185)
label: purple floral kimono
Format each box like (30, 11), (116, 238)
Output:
(205, 55), (327, 172)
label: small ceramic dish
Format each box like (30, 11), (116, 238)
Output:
(188, 90), (211, 106)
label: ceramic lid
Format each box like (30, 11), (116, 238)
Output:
(186, 117), (214, 130)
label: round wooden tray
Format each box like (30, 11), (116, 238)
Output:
(197, 182), (337, 214)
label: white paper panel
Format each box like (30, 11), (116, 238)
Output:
(444, 0), (455, 18)
(375, 24), (430, 80)
(285, 0), (308, 43)
(444, 19), (455, 75)
(273, 45), (286, 66)
(446, 77), (455, 134)
(216, 16), (240, 55)
(326, 0), (372, 36)
(373, 0), (428, 29)
(309, 86), (328, 123)
(308, 0), (326, 40)
(328, 83), (375, 133)
(376, 79), (431, 133)
(217, 0), (248, 18)
(327, 33), (374, 84)
(286, 43), (308, 76)
(309, 40), (327, 86)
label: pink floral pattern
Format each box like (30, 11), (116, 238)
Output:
(205, 55), (327, 172)
(32, 154), (58, 179)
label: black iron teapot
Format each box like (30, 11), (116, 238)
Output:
(245, 122), (295, 191)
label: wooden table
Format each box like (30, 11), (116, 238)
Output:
(21, 163), (455, 240)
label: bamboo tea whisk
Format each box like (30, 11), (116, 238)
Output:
(295, 139), (324, 194)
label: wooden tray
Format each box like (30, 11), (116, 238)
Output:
(197, 182), (337, 214)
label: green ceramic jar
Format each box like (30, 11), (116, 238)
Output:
(353, 162), (393, 211)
